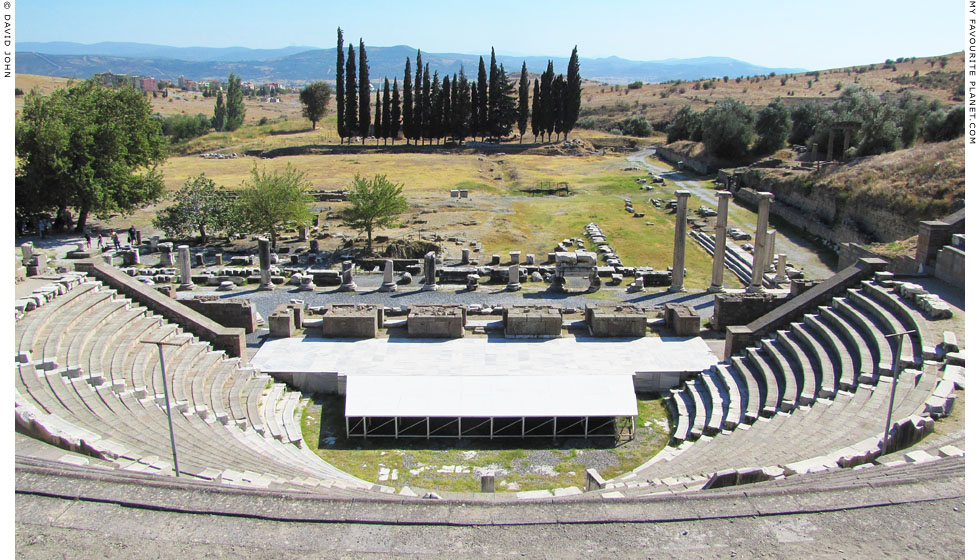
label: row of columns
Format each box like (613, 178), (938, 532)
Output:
(669, 189), (778, 293)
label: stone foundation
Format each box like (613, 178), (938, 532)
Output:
(664, 303), (700, 336)
(504, 305), (562, 338)
(407, 305), (466, 338)
(181, 296), (257, 333)
(586, 304), (647, 337)
(322, 304), (381, 339)
(711, 292), (789, 331)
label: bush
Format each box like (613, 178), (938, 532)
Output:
(627, 81), (643, 90)
(154, 113), (211, 142)
(667, 105), (703, 143)
(617, 116), (652, 137)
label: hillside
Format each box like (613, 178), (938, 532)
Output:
(580, 52), (965, 127)
(735, 139), (964, 245)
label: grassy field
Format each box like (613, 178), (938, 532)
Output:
(301, 392), (671, 493)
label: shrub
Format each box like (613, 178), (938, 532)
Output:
(617, 116), (652, 137)
(627, 81), (643, 90)
(701, 97), (754, 159)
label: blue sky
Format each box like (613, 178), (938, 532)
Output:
(16, 0), (965, 71)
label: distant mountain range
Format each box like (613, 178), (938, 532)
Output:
(16, 42), (805, 85)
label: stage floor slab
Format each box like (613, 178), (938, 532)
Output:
(251, 335), (718, 378)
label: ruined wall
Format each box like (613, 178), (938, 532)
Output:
(181, 297), (257, 333)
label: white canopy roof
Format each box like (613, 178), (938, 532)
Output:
(345, 374), (639, 418)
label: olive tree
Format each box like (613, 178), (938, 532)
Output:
(340, 174), (408, 255)
(234, 164), (313, 248)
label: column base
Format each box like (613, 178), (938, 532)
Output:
(257, 283), (275, 291)
(421, 283), (438, 292)
(667, 285), (686, 293)
(178, 284), (195, 291)
(338, 283), (357, 292)
(745, 285), (766, 293)
(707, 285), (725, 293)
(506, 283), (522, 292)
(378, 282), (397, 292)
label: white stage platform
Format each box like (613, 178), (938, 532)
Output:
(251, 336), (718, 378)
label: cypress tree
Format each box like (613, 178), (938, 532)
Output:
(441, 75), (451, 144)
(517, 62), (529, 143)
(450, 74), (459, 142)
(494, 62), (517, 139)
(477, 56), (488, 139)
(381, 78), (391, 145)
(487, 49), (499, 139)
(336, 28), (345, 141)
(531, 78), (540, 141)
(402, 59), (413, 144)
(414, 50), (423, 144)
(552, 75), (566, 141)
(421, 64), (431, 144)
(390, 79), (401, 143)
(212, 90), (225, 131)
(344, 44), (358, 143)
(454, 66), (470, 142)
(358, 39), (371, 143)
(374, 90), (381, 144)
(540, 61), (554, 141)
(564, 46), (582, 140)
(224, 73), (245, 131)
(470, 82), (479, 139)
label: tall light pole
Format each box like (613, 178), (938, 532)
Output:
(882, 330), (916, 455)
(140, 338), (188, 477)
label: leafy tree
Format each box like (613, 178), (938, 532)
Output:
(212, 90), (226, 131)
(402, 59), (413, 143)
(563, 46), (582, 139)
(340, 174), (408, 254)
(299, 81), (332, 130)
(831, 86), (901, 156)
(701, 97), (755, 159)
(517, 62), (529, 143)
(452, 68), (470, 141)
(923, 106), (964, 142)
(489, 60), (517, 139)
(344, 44), (358, 142)
(788, 101), (827, 145)
(358, 39), (371, 142)
(16, 79), (168, 231)
(153, 173), (233, 242)
(336, 28), (346, 140)
(390, 79), (401, 143)
(754, 100), (791, 154)
(381, 78), (391, 145)
(224, 73), (245, 131)
(667, 105), (703, 143)
(234, 164), (313, 249)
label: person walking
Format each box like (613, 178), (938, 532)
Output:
(97, 233), (104, 249)
(112, 232), (120, 250)
(84, 232), (91, 248)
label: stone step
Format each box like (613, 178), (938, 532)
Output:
(818, 306), (876, 385)
(832, 297), (893, 374)
(846, 288), (917, 366)
(712, 364), (745, 429)
(774, 330), (818, 405)
(789, 322), (838, 398)
(760, 338), (800, 409)
(860, 281), (939, 360)
(700, 369), (725, 436)
(745, 348), (783, 414)
(804, 313), (857, 392)
(730, 357), (762, 423)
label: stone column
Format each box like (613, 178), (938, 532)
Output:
(310, 239), (320, 253)
(215, 253), (223, 266)
(421, 251), (438, 291)
(177, 245), (194, 290)
(339, 260), (357, 292)
(526, 254), (535, 265)
(708, 191), (732, 293)
(766, 230), (777, 273)
(20, 242), (33, 264)
(506, 265), (522, 291)
(747, 192), (774, 293)
(135, 231), (142, 246)
(257, 237), (273, 290)
(461, 248), (470, 265)
(298, 226), (308, 241)
(509, 251), (521, 264)
(842, 130), (852, 160)
(669, 190), (691, 292)
(379, 260), (397, 292)
(194, 253), (205, 267)
(776, 254), (787, 283)
(159, 242), (174, 266)
(826, 129), (835, 161)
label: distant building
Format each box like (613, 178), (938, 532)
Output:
(139, 78), (157, 92)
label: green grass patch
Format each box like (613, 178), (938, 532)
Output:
(300, 391), (670, 493)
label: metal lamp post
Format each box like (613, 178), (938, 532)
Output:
(881, 330), (916, 454)
(140, 338), (188, 477)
